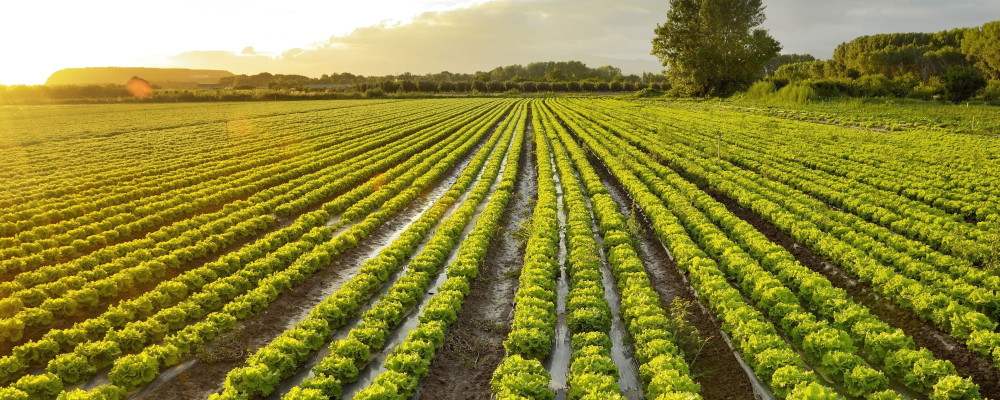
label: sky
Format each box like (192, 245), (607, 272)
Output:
(0, 0), (996, 85)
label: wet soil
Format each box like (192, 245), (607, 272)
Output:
(544, 136), (571, 399)
(131, 124), (497, 400)
(691, 176), (1000, 399)
(7, 134), (451, 352)
(339, 113), (519, 399)
(417, 130), (537, 400)
(581, 173), (642, 398)
(586, 154), (760, 400)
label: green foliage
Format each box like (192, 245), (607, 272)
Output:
(765, 54), (817, 76)
(13, 373), (62, 400)
(364, 88), (386, 98)
(633, 88), (666, 98)
(651, 0), (781, 95)
(931, 375), (981, 400)
(844, 365), (890, 397)
(960, 21), (1000, 80)
(108, 353), (160, 389)
(787, 382), (838, 399)
(832, 30), (969, 81)
(47, 353), (95, 385)
(744, 81), (815, 105)
(941, 66), (988, 103)
(491, 355), (554, 400)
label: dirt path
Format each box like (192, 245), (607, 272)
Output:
(417, 128), (537, 400)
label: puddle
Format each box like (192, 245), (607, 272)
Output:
(542, 139), (571, 400)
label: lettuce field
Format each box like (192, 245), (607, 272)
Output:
(1, 98), (999, 400)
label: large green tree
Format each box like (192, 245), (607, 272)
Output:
(962, 21), (1000, 80)
(652, 0), (781, 95)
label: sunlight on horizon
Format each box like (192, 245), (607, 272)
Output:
(0, 0), (489, 85)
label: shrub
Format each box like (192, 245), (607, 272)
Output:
(743, 81), (814, 105)
(981, 80), (1000, 102)
(941, 66), (987, 103)
(364, 88), (386, 98)
(746, 81), (777, 100)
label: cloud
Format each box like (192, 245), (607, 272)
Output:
(148, 0), (669, 76)
(145, 0), (998, 77)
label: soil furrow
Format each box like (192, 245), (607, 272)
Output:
(416, 124), (537, 400)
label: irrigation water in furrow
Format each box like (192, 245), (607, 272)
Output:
(266, 120), (511, 399)
(338, 123), (519, 399)
(582, 145), (768, 400)
(415, 121), (537, 400)
(129, 118), (503, 400)
(573, 166), (643, 399)
(542, 142), (571, 400)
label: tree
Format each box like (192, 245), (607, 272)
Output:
(764, 54), (815, 76)
(941, 65), (987, 103)
(962, 21), (1000, 80)
(652, 0), (781, 96)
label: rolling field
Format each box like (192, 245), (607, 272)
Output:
(1, 98), (999, 400)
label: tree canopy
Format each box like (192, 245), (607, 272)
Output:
(832, 29), (969, 81)
(771, 20), (999, 85)
(962, 21), (1000, 80)
(651, 0), (781, 96)
(764, 54), (816, 76)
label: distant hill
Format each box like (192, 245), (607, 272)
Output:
(45, 67), (234, 89)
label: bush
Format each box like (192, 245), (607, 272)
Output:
(909, 79), (946, 101)
(981, 80), (1000, 102)
(633, 88), (665, 98)
(744, 81), (815, 105)
(774, 83), (816, 104)
(941, 66), (987, 103)
(857, 75), (893, 97)
(746, 81), (777, 100)
(364, 88), (386, 98)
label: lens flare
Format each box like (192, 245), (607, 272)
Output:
(371, 172), (386, 192)
(125, 77), (153, 98)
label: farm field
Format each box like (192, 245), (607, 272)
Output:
(1, 98), (999, 400)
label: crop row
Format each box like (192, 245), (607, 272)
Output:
(539, 103), (700, 399)
(0, 101), (514, 399)
(0, 101), (482, 275)
(331, 103), (527, 400)
(550, 100), (981, 398)
(0, 102), (499, 350)
(209, 101), (522, 400)
(0, 100), (417, 213)
(565, 99), (1000, 370)
(491, 105), (561, 400)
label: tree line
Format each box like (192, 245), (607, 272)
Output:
(220, 61), (666, 90)
(648, 0), (997, 103)
(0, 61), (672, 104)
(763, 21), (999, 102)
